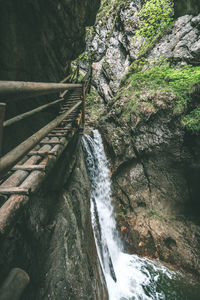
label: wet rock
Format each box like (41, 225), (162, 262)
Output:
(147, 14), (200, 65)
(98, 91), (200, 277)
(0, 135), (108, 299)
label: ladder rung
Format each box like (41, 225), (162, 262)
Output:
(0, 187), (30, 195)
(40, 141), (64, 145)
(28, 151), (57, 157)
(51, 130), (68, 133)
(48, 133), (67, 137)
(12, 165), (46, 171)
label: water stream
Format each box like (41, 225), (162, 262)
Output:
(82, 130), (200, 300)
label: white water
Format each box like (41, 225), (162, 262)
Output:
(82, 130), (177, 300)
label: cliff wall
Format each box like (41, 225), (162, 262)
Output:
(0, 1), (109, 299)
(84, 0), (200, 277)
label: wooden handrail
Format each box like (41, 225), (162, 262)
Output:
(4, 97), (65, 128)
(0, 101), (82, 178)
(0, 81), (82, 102)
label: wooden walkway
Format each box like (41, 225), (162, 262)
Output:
(0, 67), (91, 238)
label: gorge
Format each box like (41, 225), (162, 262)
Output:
(0, 0), (200, 299)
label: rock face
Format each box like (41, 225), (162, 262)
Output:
(174, 0), (200, 17)
(0, 0), (100, 82)
(84, 0), (200, 278)
(0, 135), (108, 299)
(0, 0), (100, 152)
(148, 14), (200, 66)
(0, 1), (108, 299)
(84, 1), (200, 103)
(99, 93), (200, 276)
(84, 0), (142, 102)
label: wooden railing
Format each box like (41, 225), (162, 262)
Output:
(0, 65), (92, 180)
(0, 66), (92, 300)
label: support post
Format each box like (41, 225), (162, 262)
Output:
(82, 84), (86, 129)
(0, 103), (6, 156)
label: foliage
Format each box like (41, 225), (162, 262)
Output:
(74, 51), (96, 65)
(135, 0), (174, 40)
(181, 108), (200, 132)
(117, 61), (200, 131)
(126, 63), (200, 104)
(86, 87), (102, 121)
(149, 210), (162, 217)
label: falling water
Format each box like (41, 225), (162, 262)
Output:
(82, 130), (200, 300)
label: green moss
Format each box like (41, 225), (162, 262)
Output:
(116, 62), (200, 131)
(149, 210), (162, 217)
(126, 64), (200, 95)
(182, 108), (200, 132)
(86, 87), (102, 121)
(135, 0), (174, 40)
(127, 63), (200, 106)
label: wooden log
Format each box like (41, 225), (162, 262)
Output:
(51, 129), (68, 133)
(40, 140), (64, 145)
(0, 103), (6, 156)
(0, 130), (76, 234)
(20, 170), (46, 193)
(48, 133), (67, 137)
(0, 268), (30, 300)
(0, 81), (82, 102)
(12, 165), (46, 171)
(82, 85), (86, 128)
(0, 101), (81, 178)
(0, 187), (30, 195)
(27, 151), (56, 157)
(60, 90), (69, 98)
(0, 194), (29, 234)
(4, 98), (65, 128)
(1, 156), (41, 188)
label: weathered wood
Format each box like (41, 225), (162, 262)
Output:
(12, 165), (46, 171)
(20, 171), (46, 193)
(1, 156), (42, 188)
(28, 151), (56, 157)
(82, 85), (86, 127)
(60, 90), (69, 98)
(0, 268), (30, 300)
(0, 187), (30, 195)
(0, 103), (6, 155)
(4, 97), (65, 128)
(40, 140), (64, 145)
(0, 131), (76, 234)
(48, 133), (67, 137)
(0, 101), (81, 178)
(0, 81), (82, 102)
(0, 194), (29, 234)
(51, 129), (68, 133)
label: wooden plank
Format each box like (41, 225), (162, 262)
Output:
(0, 129), (77, 234)
(4, 98), (65, 128)
(0, 268), (30, 300)
(0, 101), (81, 178)
(0, 187), (30, 195)
(12, 165), (46, 171)
(0, 103), (6, 156)
(51, 129), (68, 132)
(27, 151), (56, 157)
(0, 194), (29, 234)
(40, 140), (64, 145)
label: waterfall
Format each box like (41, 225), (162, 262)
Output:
(82, 130), (199, 300)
